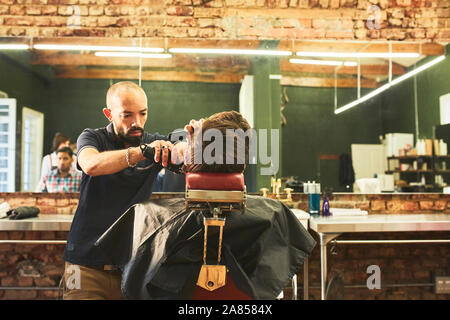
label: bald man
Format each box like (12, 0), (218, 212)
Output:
(62, 81), (186, 300)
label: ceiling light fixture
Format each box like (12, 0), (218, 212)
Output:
(33, 44), (165, 53)
(335, 55), (446, 114)
(297, 51), (420, 59)
(169, 48), (292, 56)
(289, 58), (357, 67)
(0, 44), (29, 50)
(95, 52), (172, 59)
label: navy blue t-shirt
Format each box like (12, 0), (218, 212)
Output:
(62, 123), (169, 266)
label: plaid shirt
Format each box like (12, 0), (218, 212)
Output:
(38, 168), (82, 193)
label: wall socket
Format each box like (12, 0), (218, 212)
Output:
(435, 276), (450, 294)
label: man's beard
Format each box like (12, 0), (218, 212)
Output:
(118, 127), (144, 147)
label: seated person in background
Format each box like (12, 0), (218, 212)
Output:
(37, 147), (82, 193)
(152, 168), (186, 193)
(37, 133), (78, 191)
(96, 111), (316, 300)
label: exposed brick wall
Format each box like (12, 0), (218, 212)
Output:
(0, 192), (79, 215)
(0, 231), (68, 300)
(0, 0), (448, 41)
(290, 192), (450, 213)
(0, 192), (449, 300)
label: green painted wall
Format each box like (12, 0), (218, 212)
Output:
(281, 86), (383, 192)
(250, 57), (282, 191)
(381, 46), (450, 140)
(0, 52), (49, 191)
(41, 79), (240, 155)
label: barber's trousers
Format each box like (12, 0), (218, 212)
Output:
(62, 262), (124, 300)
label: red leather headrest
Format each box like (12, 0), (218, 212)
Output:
(186, 172), (245, 191)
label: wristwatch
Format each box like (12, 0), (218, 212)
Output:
(140, 143), (154, 160)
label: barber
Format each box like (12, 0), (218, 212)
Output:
(62, 81), (186, 300)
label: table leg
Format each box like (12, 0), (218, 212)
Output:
(320, 235), (327, 300)
(303, 257), (308, 300)
(319, 233), (341, 300)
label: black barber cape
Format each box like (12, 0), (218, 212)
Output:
(96, 195), (316, 300)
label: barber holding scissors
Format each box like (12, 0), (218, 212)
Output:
(62, 81), (188, 300)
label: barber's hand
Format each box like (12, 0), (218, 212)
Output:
(184, 119), (204, 143)
(172, 141), (188, 165)
(149, 140), (173, 168)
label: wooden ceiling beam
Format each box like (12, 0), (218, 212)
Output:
(30, 52), (250, 72)
(54, 67), (245, 84)
(280, 76), (378, 88)
(281, 60), (406, 75)
(278, 40), (445, 56)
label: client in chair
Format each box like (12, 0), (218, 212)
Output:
(96, 111), (316, 300)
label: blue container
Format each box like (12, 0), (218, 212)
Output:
(308, 193), (321, 216)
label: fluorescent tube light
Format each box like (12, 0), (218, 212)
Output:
(297, 51), (420, 59)
(335, 55), (446, 114)
(335, 83), (392, 114)
(33, 44), (164, 53)
(0, 44), (29, 50)
(390, 55), (446, 86)
(169, 48), (292, 56)
(289, 58), (357, 67)
(95, 52), (172, 59)
(269, 74), (282, 80)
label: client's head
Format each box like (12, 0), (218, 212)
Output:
(183, 111), (252, 174)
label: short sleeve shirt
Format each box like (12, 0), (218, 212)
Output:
(62, 123), (169, 266)
(38, 168), (82, 193)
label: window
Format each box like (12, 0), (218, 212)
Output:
(440, 93), (450, 125)
(0, 99), (16, 192)
(21, 107), (44, 191)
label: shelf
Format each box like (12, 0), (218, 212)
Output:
(400, 184), (434, 189)
(386, 170), (433, 174)
(387, 155), (432, 160)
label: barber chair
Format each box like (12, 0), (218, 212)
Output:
(184, 172), (251, 300)
(185, 172), (298, 300)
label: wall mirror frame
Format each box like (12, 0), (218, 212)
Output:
(0, 36), (448, 193)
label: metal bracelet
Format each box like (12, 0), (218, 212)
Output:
(126, 147), (136, 168)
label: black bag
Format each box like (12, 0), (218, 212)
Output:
(7, 206), (40, 220)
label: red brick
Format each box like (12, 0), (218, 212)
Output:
(17, 277), (33, 287)
(6, 197), (36, 207)
(396, 0), (412, 6)
(10, 5), (25, 15)
(3, 290), (37, 300)
(55, 198), (70, 207)
(433, 200), (447, 210)
(34, 276), (57, 287)
(295, 28), (325, 38)
(419, 200), (434, 210)
(167, 5), (194, 16)
(38, 290), (59, 299)
(42, 5), (57, 15)
(371, 200), (386, 211)
(1, 276), (16, 286)
(9, 232), (24, 241)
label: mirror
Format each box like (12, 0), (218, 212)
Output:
(0, 36), (448, 193)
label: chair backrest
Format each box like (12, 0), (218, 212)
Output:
(185, 172), (251, 300)
(186, 172), (245, 191)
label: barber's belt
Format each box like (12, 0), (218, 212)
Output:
(86, 265), (121, 272)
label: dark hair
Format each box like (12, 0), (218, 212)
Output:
(56, 146), (74, 158)
(52, 132), (70, 152)
(183, 111), (252, 174)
